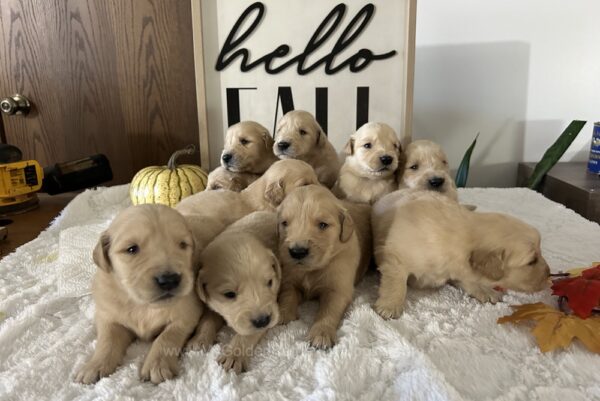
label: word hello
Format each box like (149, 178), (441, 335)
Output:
(216, 2), (397, 75)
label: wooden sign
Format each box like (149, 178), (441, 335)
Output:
(192, 0), (416, 169)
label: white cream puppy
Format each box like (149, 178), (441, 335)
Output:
(334, 122), (403, 204)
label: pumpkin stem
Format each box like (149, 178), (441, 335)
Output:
(167, 145), (196, 169)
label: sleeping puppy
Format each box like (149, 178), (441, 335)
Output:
(372, 190), (550, 319)
(398, 140), (457, 200)
(273, 110), (340, 188)
(220, 121), (279, 174)
(333, 122), (403, 204)
(176, 159), (319, 261)
(75, 205), (203, 384)
(206, 166), (259, 192)
(277, 185), (371, 349)
(190, 212), (280, 373)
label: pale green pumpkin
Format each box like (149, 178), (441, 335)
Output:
(129, 145), (207, 207)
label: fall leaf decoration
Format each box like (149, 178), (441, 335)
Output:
(551, 263), (600, 318)
(497, 303), (600, 354)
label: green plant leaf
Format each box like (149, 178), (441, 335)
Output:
(527, 120), (587, 190)
(455, 133), (479, 188)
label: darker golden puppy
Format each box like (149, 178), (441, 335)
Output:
(75, 205), (203, 384)
(273, 110), (340, 188)
(277, 185), (371, 349)
(190, 212), (280, 373)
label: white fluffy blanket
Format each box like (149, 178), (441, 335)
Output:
(1, 186), (599, 401)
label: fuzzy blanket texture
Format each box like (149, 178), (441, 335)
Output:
(0, 186), (599, 401)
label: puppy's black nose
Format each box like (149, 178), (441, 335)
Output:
(251, 314), (271, 329)
(289, 247), (309, 260)
(154, 272), (181, 291)
(380, 155), (393, 166)
(222, 153), (232, 163)
(277, 141), (290, 151)
(429, 177), (445, 188)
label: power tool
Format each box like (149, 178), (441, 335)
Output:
(0, 144), (113, 215)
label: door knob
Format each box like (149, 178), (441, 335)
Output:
(0, 94), (31, 116)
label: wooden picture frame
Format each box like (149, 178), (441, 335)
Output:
(191, 0), (416, 171)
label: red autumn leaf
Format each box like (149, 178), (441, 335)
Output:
(552, 265), (600, 319)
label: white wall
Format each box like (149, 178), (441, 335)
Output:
(414, 0), (600, 187)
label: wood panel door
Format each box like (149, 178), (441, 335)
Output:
(0, 0), (201, 184)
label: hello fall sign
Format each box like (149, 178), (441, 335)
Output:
(200, 0), (415, 168)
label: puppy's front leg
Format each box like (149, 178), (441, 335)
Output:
(75, 321), (134, 384)
(308, 290), (351, 349)
(140, 321), (195, 384)
(374, 262), (408, 319)
(278, 281), (302, 324)
(218, 332), (265, 374)
(186, 309), (224, 351)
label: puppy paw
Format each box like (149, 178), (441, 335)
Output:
(468, 286), (504, 304)
(217, 349), (248, 374)
(140, 354), (179, 384)
(185, 332), (215, 352)
(74, 359), (117, 384)
(307, 324), (336, 349)
(374, 300), (404, 319)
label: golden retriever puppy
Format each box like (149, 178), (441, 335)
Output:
(206, 166), (259, 192)
(75, 205), (203, 384)
(333, 122), (403, 204)
(372, 190), (550, 319)
(220, 121), (279, 174)
(277, 185), (371, 349)
(273, 110), (340, 188)
(398, 139), (457, 200)
(176, 159), (319, 261)
(190, 212), (280, 373)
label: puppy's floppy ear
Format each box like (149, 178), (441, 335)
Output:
(344, 137), (355, 155)
(93, 232), (112, 272)
(196, 270), (208, 302)
(469, 249), (505, 280)
(270, 252), (282, 280)
(261, 130), (274, 150)
(264, 179), (285, 207)
(338, 207), (355, 243)
(313, 120), (325, 147)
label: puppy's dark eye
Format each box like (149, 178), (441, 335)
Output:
(267, 279), (273, 288)
(240, 138), (249, 145)
(126, 245), (139, 255)
(363, 143), (372, 149)
(318, 222), (329, 230)
(211, 184), (222, 190)
(443, 160), (448, 165)
(528, 257), (538, 266)
(281, 221), (288, 227)
(223, 291), (237, 299)
(299, 129), (307, 136)
(179, 241), (188, 250)
(409, 164), (418, 170)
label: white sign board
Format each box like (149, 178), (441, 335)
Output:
(198, 0), (415, 168)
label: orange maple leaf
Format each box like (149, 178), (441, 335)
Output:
(497, 303), (600, 353)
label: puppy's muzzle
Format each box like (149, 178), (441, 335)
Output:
(154, 272), (181, 291)
(428, 176), (445, 189)
(380, 155), (393, 166)
(289, 246), (309, 260)
(277, 141), (291, 151)
(251, 314), (271, 329)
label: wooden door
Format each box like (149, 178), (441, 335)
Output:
(0, 0), (201, 184)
